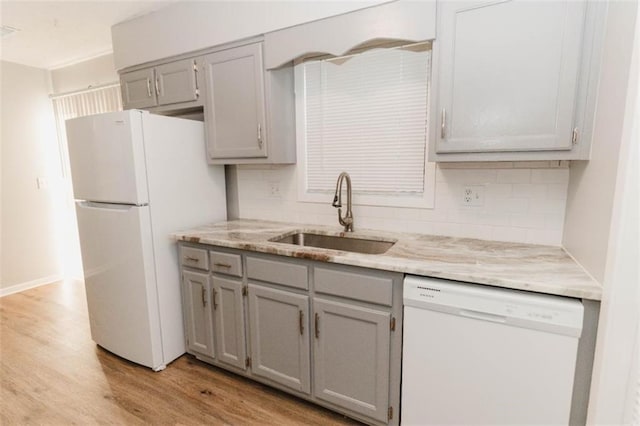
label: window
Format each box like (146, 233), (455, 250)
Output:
(295, 42), (435, 208)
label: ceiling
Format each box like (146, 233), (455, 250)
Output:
(0, 1), (180, 70)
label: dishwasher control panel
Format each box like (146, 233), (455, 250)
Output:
(403, 275), (583, 337)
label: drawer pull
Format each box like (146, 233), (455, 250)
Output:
(299, 310), (304, 336)
(314, 313), (320, 339)
(185, 256), (200, 263)
(214, 263), (232, 269)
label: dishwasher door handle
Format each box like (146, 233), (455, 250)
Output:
(458, 309), (507, 324)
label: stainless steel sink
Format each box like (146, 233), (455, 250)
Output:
(270, 232), (395, 255)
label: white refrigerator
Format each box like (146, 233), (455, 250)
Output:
(66, 110), (226, 371)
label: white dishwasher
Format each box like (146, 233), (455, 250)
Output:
(401, 276), (583, 425)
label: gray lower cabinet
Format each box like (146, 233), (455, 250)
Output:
(211, 276), (246, 369)
(248, 284), (311, 394)
(182, 270), (215, 358)
(313, 298), (390, 423)
(178, 244), (401, 425)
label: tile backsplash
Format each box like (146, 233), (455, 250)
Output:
(235, 162), (569, 246)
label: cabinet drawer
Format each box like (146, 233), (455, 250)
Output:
(247, 256), (308, 290)
(210, 251), (242, 277)
(181, 246), (208, 270)
(314, 267), (393, 306)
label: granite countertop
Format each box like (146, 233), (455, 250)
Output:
(172, 219), (602, 300)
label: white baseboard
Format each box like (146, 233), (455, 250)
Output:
(0, 275), (62, 297)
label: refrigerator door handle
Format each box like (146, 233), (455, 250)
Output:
(76, 201), (136, 211)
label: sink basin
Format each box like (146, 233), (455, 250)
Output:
(270, 232), (395, 255)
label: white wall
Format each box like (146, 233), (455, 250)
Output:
(562, 2), (638, 283)
(50, 53), (118, 94)
(236, 162), (570, 246)
(1, 61), (63, 293)
(112, 1), (387, 70)
(587, 1), (640, 421)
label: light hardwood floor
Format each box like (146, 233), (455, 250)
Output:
(0, 280), (360, 425)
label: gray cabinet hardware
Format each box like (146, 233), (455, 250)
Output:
(299, 310), (304, 335)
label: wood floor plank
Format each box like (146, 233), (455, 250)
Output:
(0, 281), (360, 425)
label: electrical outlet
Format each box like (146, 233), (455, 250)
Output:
(268, 181), (281, 198)
(462, 185), (484, 206)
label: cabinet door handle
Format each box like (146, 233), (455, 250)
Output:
(314, 313), (319, 339)
(441, 108), (447, 139)
(155, 78), (160, 96)
(185, 256), (200, 263)
(201, 287), (207, 307)
(193, 60), (199, 99)
(299, 310), (304, 335)
(146, 78), (152, 97)
(257, 123), (263, 148)
(212, 288), (218, 310)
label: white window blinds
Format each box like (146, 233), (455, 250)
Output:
(51, 83), (122, 177)
(299, 43), (431, 195)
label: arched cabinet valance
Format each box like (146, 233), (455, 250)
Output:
(263, 1), (436, 69)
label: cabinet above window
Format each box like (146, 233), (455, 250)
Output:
(263, 1), (436, 69)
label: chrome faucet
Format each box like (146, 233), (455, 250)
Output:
(332, 172), (354, 232)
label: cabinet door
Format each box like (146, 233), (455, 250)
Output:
(313, 298), (390, 422)
(211, 276), (246, 369)
(120, 68), (157, 109)
(201, 43), (268, 160)
(155, 58), (199, 106)
(435, 0), (586, 153)
(182, 270), (215, 358)
(248, 284), (311, 394)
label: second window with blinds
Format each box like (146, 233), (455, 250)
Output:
(294, 42), (435, 208)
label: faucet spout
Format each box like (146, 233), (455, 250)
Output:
(332, 172), (353, 232)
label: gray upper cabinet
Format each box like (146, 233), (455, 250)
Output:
(430, 0), (603, 162)
(120, 67), (156, 109)
(313, 298), (391, 423)
(248, 284), (311, 394)
(120, 58), (200, 111)
(211, 276), (247, 369)
(182, 270), (215, 358)
(201, 42), (268, 161)
(155, 59), (199, 106)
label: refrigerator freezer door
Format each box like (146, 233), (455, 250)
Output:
(67, 110), (149, 205)
(76, 201), (163, 370)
